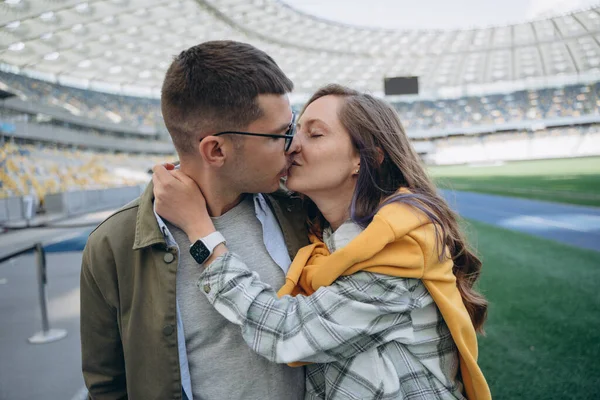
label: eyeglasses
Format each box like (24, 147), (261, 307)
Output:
(214, 112), (297, 152)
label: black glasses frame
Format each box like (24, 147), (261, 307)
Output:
(214, 113), (297, 152)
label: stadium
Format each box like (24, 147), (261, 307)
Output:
(0, 0), (599, 399)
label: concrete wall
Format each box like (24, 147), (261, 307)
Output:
(0, 185), (145, 225)
(44, 186), (145, 216)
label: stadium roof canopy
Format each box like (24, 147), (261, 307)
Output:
(1, 0), (599, 97)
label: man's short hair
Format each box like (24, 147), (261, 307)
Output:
(161, 40), (294, 155)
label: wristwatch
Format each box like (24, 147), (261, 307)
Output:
(189, 232), (226, 265)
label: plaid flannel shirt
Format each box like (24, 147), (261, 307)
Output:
(199, 222), (466, 400)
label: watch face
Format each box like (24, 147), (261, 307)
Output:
(190, 240), (211, 264)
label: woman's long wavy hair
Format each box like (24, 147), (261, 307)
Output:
(300, 84), (488, 333)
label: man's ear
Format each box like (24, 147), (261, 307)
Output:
(198, 136), (227, 167)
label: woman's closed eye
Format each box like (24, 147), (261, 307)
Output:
(309, 129), (324, 138)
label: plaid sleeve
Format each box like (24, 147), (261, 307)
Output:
(199, 252), (426, 364)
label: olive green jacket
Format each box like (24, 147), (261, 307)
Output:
(80, 182), (308, 400)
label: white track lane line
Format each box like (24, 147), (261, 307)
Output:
(459, 203), (592, 233)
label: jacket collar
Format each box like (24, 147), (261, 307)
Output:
(133, 181), (167, 250)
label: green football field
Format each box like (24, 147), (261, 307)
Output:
(466, 220), (600, 399)
(430, 157), (600, 398)
(429, 157), (600, 207)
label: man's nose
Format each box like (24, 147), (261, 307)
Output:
(285, 133), (301, 155)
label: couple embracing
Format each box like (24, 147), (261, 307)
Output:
(81, 40), (490, 400)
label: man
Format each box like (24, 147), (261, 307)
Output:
(80, 41), (308, 400)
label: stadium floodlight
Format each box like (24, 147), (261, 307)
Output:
(8, 42), (25, 51)
(4, 0), (28, 7)
(71, 24), (86, 33)
(43, 52), (60, 61)
(75, 3), (91, 14)
(5, 21), (20, 30)
(102, 16), (117, 25)
(39, 12), (56, 22)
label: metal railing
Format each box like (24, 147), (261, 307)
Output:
(0, 242), (68, 344)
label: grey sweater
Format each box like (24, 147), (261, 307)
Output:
(169, 195), (305, 400)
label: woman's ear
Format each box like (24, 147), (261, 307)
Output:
(198, 136), (227, 167)
(376, 147), (385, 165)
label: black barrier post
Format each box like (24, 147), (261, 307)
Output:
(27, 243), (67, 344)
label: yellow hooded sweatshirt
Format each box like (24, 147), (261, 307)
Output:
(277, 200), (491, 400)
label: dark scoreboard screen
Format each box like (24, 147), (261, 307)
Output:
(384, 76), (419, 95)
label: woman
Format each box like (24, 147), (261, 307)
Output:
(154, 84), (490, 399)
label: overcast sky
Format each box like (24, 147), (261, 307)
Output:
(282, 0), (599, 30)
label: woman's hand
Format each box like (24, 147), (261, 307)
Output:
(152, 164), (216, 242)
